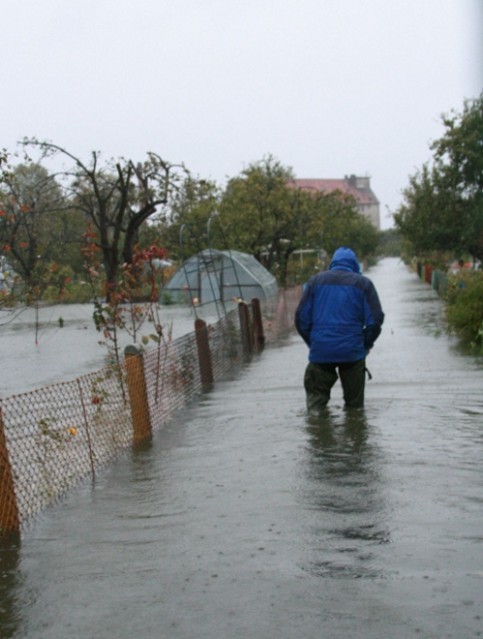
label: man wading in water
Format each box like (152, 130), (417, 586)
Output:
(295, 246), (384, 413)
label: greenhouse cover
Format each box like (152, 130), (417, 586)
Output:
(164, 249), (278, 304)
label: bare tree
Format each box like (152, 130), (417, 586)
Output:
(23, 139), (186, 298)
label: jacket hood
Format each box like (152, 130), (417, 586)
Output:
(329, 247), (360, 273)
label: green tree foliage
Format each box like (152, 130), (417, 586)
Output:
(395, 93), (483, 261)
(219, 156), (299, 279)
(315, 193), (380, 258)
(218, 156), (379, 285)
(160, 177), (221, 260)
(433, 94), (483, 261)
(219, 156), (329, 285)
(395, 164), (461, 255)
(151, 155), (381, 287)
(377, 228), (402, 257)
(0, 159), (72, 301)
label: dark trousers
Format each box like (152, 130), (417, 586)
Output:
(304, 359), (366, 412)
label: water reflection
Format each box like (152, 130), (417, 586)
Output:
(301, 408), (390, 579)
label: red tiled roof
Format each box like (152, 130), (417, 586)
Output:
(289, 178), (378, 206)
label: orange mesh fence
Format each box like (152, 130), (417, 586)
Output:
(0, 287), (302, 535)
(263, 285), (302, 343)
(0, 366), (132, 530)
(209, 308), (245, 377)
(143, 331), (203, 432)
(143, 307), (245, 433)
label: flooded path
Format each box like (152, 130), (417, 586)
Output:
(1, 258), (483, 638)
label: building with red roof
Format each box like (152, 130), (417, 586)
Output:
(290, 174), (380, 229)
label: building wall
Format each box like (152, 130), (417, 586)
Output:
(345, 175), (380, 229)
(358, 202), (380, 229)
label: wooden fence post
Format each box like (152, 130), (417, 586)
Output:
(251, 298), (265, 353)
(238, 301), (253, 356)
(124, 346), (152, 445)
(195, 318), (214, 390)
(0, 405), (20, 539)
(279, 289), (289, 334)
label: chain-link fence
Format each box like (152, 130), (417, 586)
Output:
(1, 288), (302, 537)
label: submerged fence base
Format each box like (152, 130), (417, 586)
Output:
(0, 407), (20, 538)
(0, 288), (302, 538)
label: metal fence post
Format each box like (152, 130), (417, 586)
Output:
(195, 318), (214, 390)
(124, 346), (152, 445)
(0, 405), (20, 538)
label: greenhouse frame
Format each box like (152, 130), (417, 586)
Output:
(164, 249), (278, 305)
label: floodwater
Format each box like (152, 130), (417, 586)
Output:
(1, 257), (483, 639)
(0, 302), (221, 397)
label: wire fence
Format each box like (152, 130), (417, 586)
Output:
(0, 288), (302, 537)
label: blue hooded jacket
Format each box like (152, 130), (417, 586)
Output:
(295, 247), (384, 363)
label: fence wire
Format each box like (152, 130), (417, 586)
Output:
(1, 366), (132, 527)
(1, 288), (301, 533)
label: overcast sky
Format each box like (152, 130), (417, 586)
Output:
(2, 0), (481, 228)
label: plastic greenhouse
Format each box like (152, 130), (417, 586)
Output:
(164, 249), (278, 305)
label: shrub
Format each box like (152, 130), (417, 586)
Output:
(444, 270), (483, 348)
